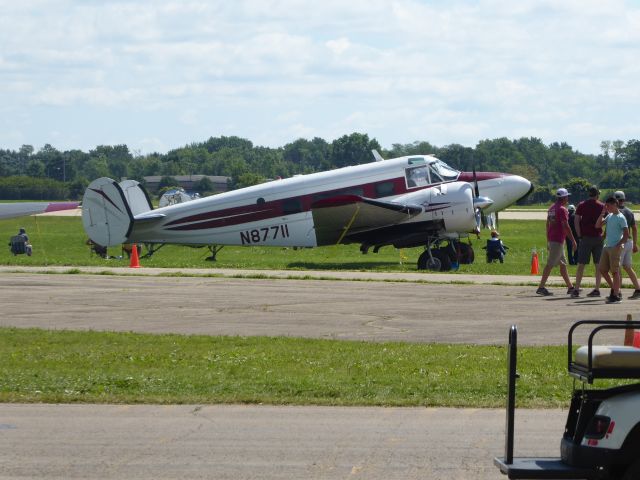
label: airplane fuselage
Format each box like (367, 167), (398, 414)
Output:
(127, 155), (531, 248)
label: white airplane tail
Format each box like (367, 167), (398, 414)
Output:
(82, 177), (153, 247)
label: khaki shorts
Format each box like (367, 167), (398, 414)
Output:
(600, 246), (623, 274)
(546, 241), (566, 267)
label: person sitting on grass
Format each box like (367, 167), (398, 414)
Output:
(485, 230), (507, 263)
(9, 227), (33, 256)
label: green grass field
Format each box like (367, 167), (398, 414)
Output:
(1, 215), (606, 278)
(2, 327), (625, 408)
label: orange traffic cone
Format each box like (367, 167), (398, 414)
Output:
(530, 249), (539, 275)
(129, 243), (141, 268)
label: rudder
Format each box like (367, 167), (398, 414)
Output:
(82, 177), (133, 247)
(119, 179), (153, 216)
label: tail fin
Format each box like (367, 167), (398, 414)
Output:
(82, 177), (134, 247)
(119, 179), (153, 216)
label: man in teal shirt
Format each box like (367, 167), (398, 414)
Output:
(596, 197), (629, 303)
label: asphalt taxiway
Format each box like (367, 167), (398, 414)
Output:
(0, 267), (624, 479)
(0, 266), (633, 345)
(0, 403), (566, 480)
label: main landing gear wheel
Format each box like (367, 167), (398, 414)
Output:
(458, 243), (474, 264)
(417, 252), (440, 271)
(417, 250), (451, 271)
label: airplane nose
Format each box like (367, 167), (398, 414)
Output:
(506, 174), (533, 203)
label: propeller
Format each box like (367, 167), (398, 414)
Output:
(472, 163), (480, 198)
(471, 159), (493, 231)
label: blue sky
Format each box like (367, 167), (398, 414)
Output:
(1, 0), (639, 155)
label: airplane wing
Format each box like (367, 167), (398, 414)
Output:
(311, 195), (422, 245)
(0, 201), (80, 220)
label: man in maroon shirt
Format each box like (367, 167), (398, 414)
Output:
(571, 186), (607, 297)
(537, 188), (578, 296)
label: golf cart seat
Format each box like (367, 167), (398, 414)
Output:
(568, 320), (640, 383)
(575, 345), (640, 369)
(9, 235), (27, 255)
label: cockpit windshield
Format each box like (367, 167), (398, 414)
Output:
(430, 160), (459, 182)
(405, 157), (460, 188)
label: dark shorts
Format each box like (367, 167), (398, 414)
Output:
(577, 236), (603, 265)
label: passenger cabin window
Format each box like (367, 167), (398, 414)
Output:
(374, 181), (396, 198)
(313, 187), (364, 203)
(282, 198), (302, 215)
(339, 187), (364, 197)
(405, 166), (429, 188)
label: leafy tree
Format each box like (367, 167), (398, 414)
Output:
(82, 157), (110, 180)
(437, 143), (475, 172)
(25, 159), (45, 177)
(566, 177), (592, 203)
(194, 176), (214, 193)
(158, 176), (180, 192)
(330, 133), (381, 168)
(233, 172), (267, 189)
(68, 178), (89, 200)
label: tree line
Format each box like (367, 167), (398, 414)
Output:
(1, 134), (639, 203)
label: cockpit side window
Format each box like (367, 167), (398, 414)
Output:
(405, 165), (430, 188)
(429, 165), (444, 184)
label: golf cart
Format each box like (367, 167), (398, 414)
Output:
(494, 319), (640, 480)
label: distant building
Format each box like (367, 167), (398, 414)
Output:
(143, 175), (229, 193)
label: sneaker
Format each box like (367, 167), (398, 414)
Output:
(629, 290), (640, 300)
(571, 289), (580, 298)
(567, 287), (575, 295)
(586, 289), (601, 297)
(606, 295), (621, 304)
(536, 287), (553, 296)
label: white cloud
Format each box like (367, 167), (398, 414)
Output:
(0, 0), (639, 154)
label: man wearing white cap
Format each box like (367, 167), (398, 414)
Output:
(536, 188), (577, 296)
(614, 191), (640, 299)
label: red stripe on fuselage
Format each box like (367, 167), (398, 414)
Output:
(163, 177), (408, 231)
(162, 174), (466, 232)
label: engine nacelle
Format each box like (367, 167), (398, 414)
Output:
(395, 181), (477, 234)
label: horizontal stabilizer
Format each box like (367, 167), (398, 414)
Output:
(134, 213), (166, 222)
(311, 195), (422, 245)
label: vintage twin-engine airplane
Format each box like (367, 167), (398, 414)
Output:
(82, 152), (532, 270)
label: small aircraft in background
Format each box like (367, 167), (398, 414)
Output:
(0, 201), (80, 220)
(82, 151), (532, 271)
